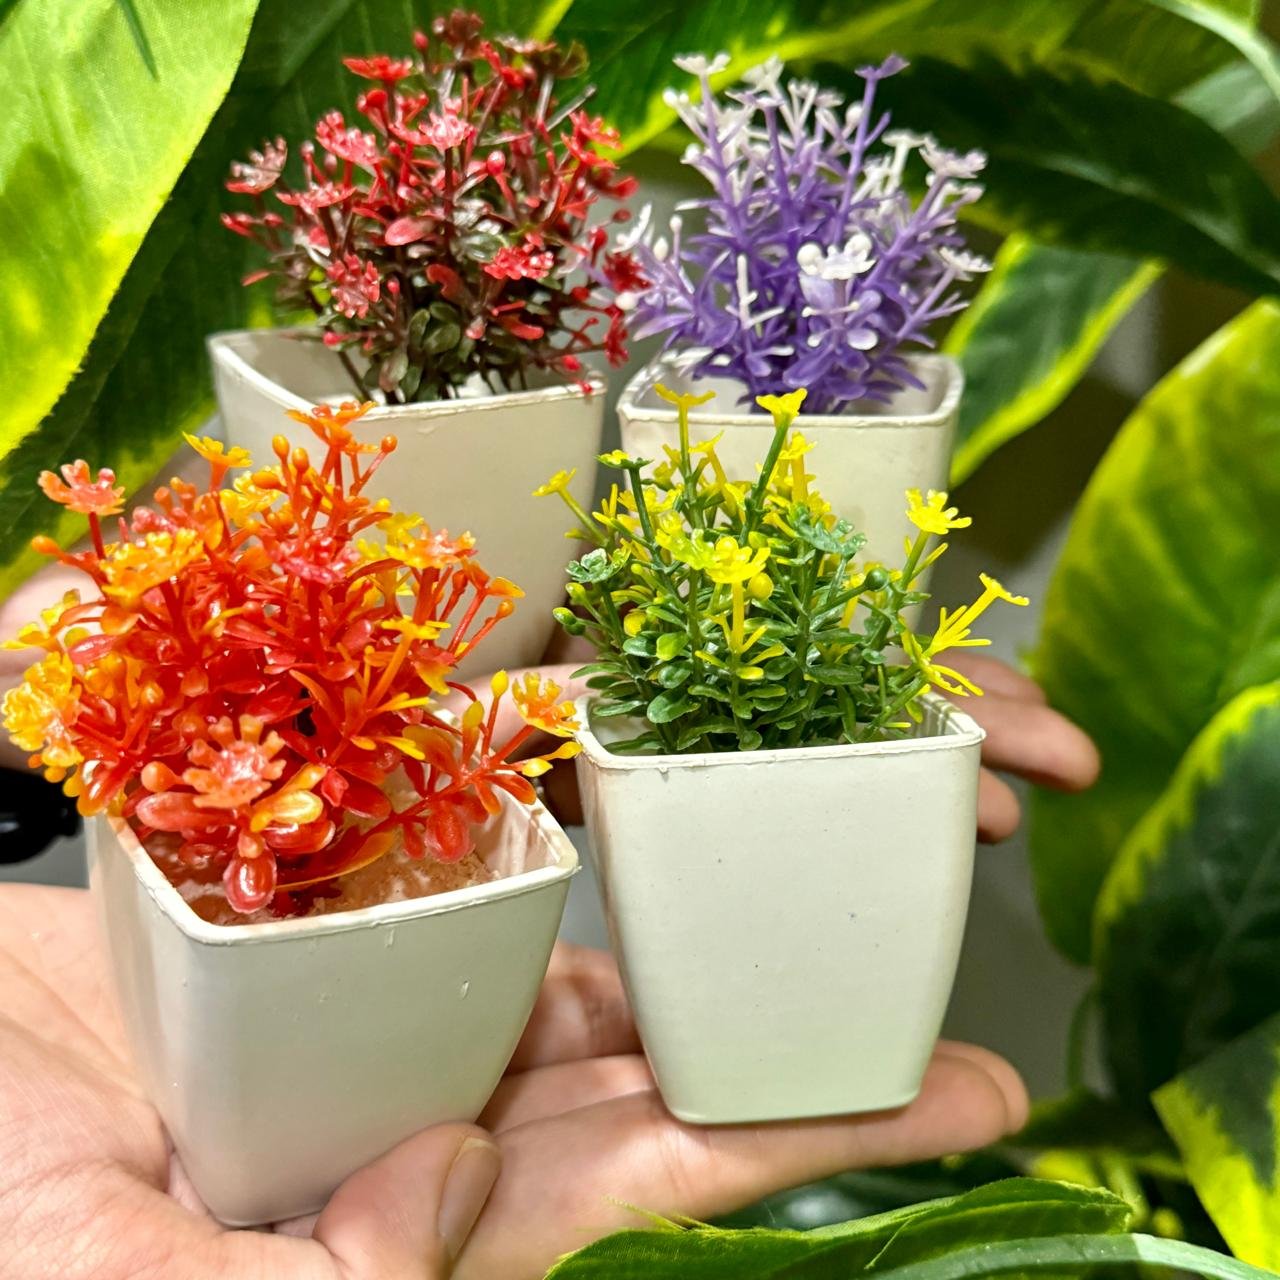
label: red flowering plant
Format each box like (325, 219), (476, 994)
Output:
(223, 9), (643, 404)
(1, 403), (580, 916)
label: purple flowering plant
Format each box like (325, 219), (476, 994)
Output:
(629, 53), (991, 413)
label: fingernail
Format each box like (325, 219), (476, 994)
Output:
(439, 1137), (501, 1261)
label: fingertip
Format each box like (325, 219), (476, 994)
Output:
(977, 770), (1021, 844)
(934, 1041), (1030, 1136)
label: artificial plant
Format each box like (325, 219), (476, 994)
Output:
(224, 9), (640, 403)
(541, 385), (1025, 753)
(631, 53), (989, 411)
(2, 402), (578, 914)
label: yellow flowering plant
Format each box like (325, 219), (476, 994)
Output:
(539, 385), (1028, 753)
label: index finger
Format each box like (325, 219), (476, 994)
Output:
(507, 943), (640, 1072)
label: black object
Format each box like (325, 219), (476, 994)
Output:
(0, 769), (81, 863)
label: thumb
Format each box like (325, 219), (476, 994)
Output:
(313, 1123), (502, 1279)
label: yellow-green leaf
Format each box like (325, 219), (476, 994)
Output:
(0, 0), (259, 457)
(1096, 683), (1280, 1103)
(1155, 1010), (1280, 1268)
(1030, 301), (1280, 961)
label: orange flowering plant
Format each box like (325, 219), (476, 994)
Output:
(2, 403), (578, 915)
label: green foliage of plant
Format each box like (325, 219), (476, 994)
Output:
(544, 1177), (1275, 1278)
(1030, 301), (1280, 962)
(1156, 1011), (1280, 1268)
(540, 387), (1027, 754)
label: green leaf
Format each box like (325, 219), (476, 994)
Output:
(655, 662), (693, 689)
(871, 56), (1280, 298)
(545, 1179), (1133, 1279)
(1155, 1010), (1280, 1268)
(0, 0), (259, 457)
(575, 0), (1255, 156)
(946, 45), (1280, 484)
(945, 241), (1160, 486)
(656, 632), (689, 661)
(1095, 683), (1280, 1104)
(1008, 1088), (1182, 1175)
(866, 1235), (1277, 1278)
(1030, 301), (1280, 961)
(646, 690), (694, 723)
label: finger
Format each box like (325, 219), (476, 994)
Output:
(942, 652), (1046, 704)
(970, 695), (1100, 792)
(314, 1123), (501, 1279)
(459, 1043), (1026, 1280)
(932, 1040), (1029, 1132)
(977, 768), (1020, 844)
(507, 943), (640, 1072)
(481, 1054), (654, 1133)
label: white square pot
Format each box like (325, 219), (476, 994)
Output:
(574, 693), (983, 1124)
(208, 328), (606, 677)
(617, 354), (962, 572)
(88, 795), (577, 1226)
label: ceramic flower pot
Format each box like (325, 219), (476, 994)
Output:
(208, 327), (606, 677)
(616, 353), (962, 571)
(88, 794), (578, 1226)
(574, 692), (983, 1124)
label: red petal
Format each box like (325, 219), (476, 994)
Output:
(341, 776), (391, 820)
(224, 854), (277, 913)
(385, 216), (431, 245)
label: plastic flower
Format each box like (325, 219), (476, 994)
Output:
(547, 387), (1028, 754)
(101, 529), (204, 605)
(37, 461), (125, 517)
(181, 716), (287, 810)
(381, 521), (476, 571)
(511, 673), (580, 738)
(484, 243), (555, 281)
(6, 402), (579, 916)
(183, 436), (252, 470)
(533, 469), (578, 499)
(906, 489), (973, 536)
(632, 55), (989, 411)
(755, 389), (808, 422)
(226, 14), (639, 403)
(1, 653), (81, 762)
(901, 630), (984, 698)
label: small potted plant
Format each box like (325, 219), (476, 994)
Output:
(2, 402), (582, 1226)
(212, 9), (643, 675)
(539, 386), (1025, 1123)
(619, 53), (987, 570)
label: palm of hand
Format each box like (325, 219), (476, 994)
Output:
(0, 884), (1026, 1280)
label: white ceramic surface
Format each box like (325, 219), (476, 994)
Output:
(575, 693), (983, 1123)
(89, 795), (577, 1226)
(208, 328), (606, 677)
(617, 353), (962, 571)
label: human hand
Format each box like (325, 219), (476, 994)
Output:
(0, 884), (1026, 1279)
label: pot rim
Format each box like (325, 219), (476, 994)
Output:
(617, 351), (962, 430)
(100, 796), (579, 947)
(207, 327), (607, 421)
(573, 690), (983, 772)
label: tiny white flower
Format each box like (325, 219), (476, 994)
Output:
(742, 55), (784, 93)
(673, 51), (731, 77)
(938, 247), (992, 279)
(661, 87), (690, 110)
(798, 234), (876, 281)
(681, 143), (703, 166)
(615, 291), (638, 312)
(921, 140), (986, 180)
(882, 129), (929, 150)
(652, 235), (670, 262)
